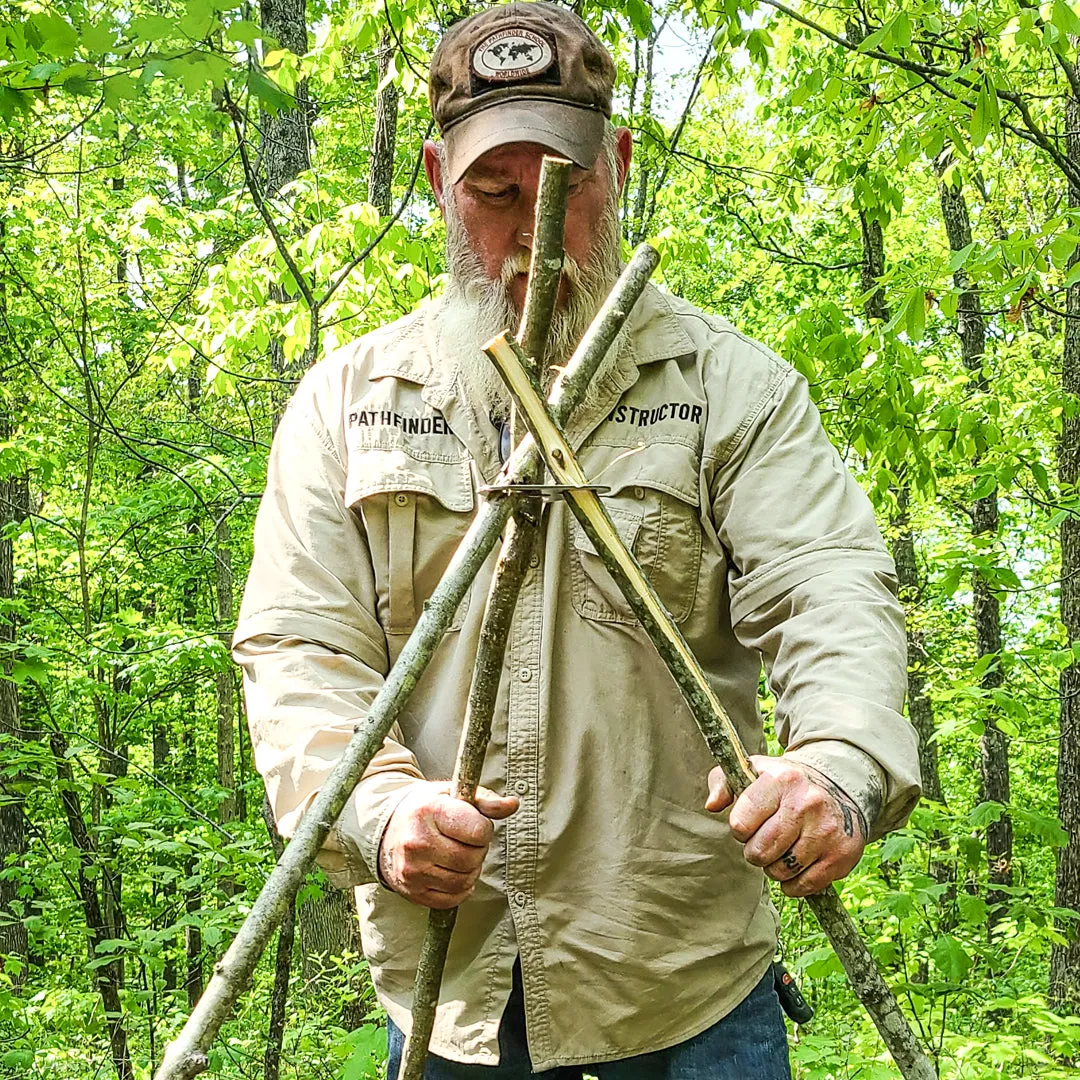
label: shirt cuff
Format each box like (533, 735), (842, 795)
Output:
(783, 741), (889, 842)
(346, 771), (423, 885)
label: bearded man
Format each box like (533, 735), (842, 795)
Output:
(233, 4), (922, 1077)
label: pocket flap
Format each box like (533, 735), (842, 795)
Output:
(345, 448), (475, 513)
(581, 440), (700, 507)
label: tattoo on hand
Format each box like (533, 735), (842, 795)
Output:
(805, 769), (868, 840)
(780, 849), (804, 873)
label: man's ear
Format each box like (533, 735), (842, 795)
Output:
(614, 127), (632, 193)
(424, 140), (447, 213)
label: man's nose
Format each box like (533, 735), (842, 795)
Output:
(516, 192), (538, 249)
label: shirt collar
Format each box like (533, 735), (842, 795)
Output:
(366, 280), (696, 391)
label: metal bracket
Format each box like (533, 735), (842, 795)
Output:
(479, 483), (611, 502)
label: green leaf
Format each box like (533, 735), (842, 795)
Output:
(893, 12), (912, 49)
(340, 1024), (386, 1080)
(227, 19), (262, 46)
(969, 800), (1006, 828)
(855, 23), (890, 52)
(904, 288), (926, 341)
(971, 83), (993, 148)
(1052, 233), (1079, 268)
(877, 833), (916, 862)
(949, 243), (975, 272)
(625, 0), (654, 38)
(80, 19), (117, 54)
(130, 15), (177, 43)
(931, 934), (973, 981)
(247, 66), (289, 112)
(1053, 0), (1080, 38)
(958, 892), (989, 924)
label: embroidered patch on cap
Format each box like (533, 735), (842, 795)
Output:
(471, 28), (554, 81)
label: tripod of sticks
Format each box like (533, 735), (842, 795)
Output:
(154, 158), (938, 1080)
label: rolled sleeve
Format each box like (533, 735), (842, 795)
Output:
(233, 376), (426, 886)
(709, 362), (921, 836)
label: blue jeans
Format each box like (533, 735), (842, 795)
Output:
(387, 963), (792, 1078)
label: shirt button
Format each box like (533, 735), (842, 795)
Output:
(513, 890), (528, 907)
(394, 493), (409, 506)
(513, 779), (530, 795)
(529, 553), (540, 569)
(633, 486), (645, 499)
(518, 667), (532, 683)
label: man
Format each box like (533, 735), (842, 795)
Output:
(233, 3), (922, 1077)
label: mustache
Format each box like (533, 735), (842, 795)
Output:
(499, 250), (585, 293)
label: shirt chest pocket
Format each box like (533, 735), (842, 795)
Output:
(346, 449), (476, 646)
(568, 442), (703, 626)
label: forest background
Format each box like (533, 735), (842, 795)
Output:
(2, 0), (1080, 1076)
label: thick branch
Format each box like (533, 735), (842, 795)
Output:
(222, 87), (320, 354)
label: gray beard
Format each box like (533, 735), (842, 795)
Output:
(436, 187), (624, 421)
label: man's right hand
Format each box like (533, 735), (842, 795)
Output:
(377, 781), (519, 910)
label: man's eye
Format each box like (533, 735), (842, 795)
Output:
(479, 186), (515, 201)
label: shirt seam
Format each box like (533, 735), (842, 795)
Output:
(234, 607), (387, 668)
(702, 354), (791, 471)
(732, 542), (894, 610)
(294, 400), (346, 470)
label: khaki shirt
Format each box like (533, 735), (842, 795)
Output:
(233, 284), (921, 1070)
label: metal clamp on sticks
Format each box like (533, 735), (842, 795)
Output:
(479, 483), (612, 500)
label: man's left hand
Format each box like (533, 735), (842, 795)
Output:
(705, 756), (867, 897)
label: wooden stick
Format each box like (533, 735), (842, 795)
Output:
(153, 244), (661, 1080)
(484, 333), (940, 1080)
(399, 156), (570, 1080)
(512, 157), (570, 446)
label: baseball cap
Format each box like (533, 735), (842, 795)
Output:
(429, 2), (616, 183)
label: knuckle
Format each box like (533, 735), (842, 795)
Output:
(743, 846), (767, 868)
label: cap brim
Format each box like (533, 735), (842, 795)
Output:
(444, 101), (605, 183)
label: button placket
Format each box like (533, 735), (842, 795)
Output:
(502, 554), (554, 1060)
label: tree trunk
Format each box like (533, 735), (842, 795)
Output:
(937, 169), (1011, 933)
(890, 490), (943, 806)
(51, 731), (134, 1080)
(297, 883), (365, 1029)
(852, 163), (943, 807)
(626, 34), (656, 246)
(257, 0), (359, 1008)
(259, 0), (311, 198)
(367, 36), (398, 217)
(1052, 93), (1080, 1011)
(182, 375), (203, 1009)
(261, 0), (313, 427)
(0, 222), (29, 980)
(153, 719), (178, 994)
